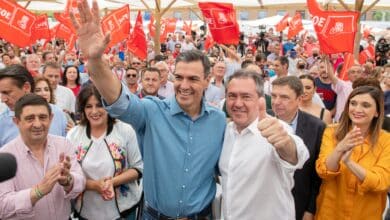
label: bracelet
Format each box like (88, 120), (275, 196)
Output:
(34, 186), (44, 199)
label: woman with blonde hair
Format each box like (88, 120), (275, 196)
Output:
(315, 86), (390, 219)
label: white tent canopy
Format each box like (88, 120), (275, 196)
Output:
(17, 0), (390, 12)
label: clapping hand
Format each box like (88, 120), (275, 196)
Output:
(58, 153), (71, 185)
(336, 126), (364, 155)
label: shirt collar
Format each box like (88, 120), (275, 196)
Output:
(5, 107), (14, 117)
(289, 111), (299, 133)
(169, 96), (211, 117)
(18, 135), (50, 156)
(232, 117), (259, 135)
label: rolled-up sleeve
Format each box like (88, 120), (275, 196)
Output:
(275, 134), (309, 172)
(358, 137), (390, 194)
(103, 83), (146, 131)
(316, 127), (341, 179)
(273, 122), (309, 172)
(0, 181), (35, 219)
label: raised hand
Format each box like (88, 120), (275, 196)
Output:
(70, 0), (110, 60)
(58, 153), (72, 186)
(257, 113), (298, 164)
(335, 126), (364, 154)
(258, 117), (292, 150)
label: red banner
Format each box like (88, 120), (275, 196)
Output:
(101, 5), (131, 48)
(0, 0), (37, 47)
(32, 14), (51, 41)
(160, 18), (177, 42)
(339, 53), (354, 81)
(288, 13), (303, 39)
(307, 0), (360, 54)
(198, 2), (239, 45)
(183, 20), (192, 35)
(275, 14), (289, 32)
(148, 14), (155, 37)
(204, 34), (215, 51)
(127, 11), (147, 60)
(54, 23), (77, 50)
(64, 0), (80, 18)
(53, 13), (77, 50)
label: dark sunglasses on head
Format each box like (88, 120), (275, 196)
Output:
(126, 74), (137, 78)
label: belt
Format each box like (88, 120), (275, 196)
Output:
(143, 203), (211, 220)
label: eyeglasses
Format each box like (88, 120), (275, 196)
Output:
(126, 74), (137, 78)
(175, 46), (181, 49)
(132, 62), (141, 65)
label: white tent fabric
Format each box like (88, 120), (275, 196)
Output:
(17, 0), (126, 11)
(17, 0), (390, 12)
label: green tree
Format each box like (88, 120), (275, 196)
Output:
(373, 11), (383, 21)
(385, 11), (390, 21)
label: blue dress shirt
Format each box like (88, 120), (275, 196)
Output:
(104, 84), (226, 217)
(0, 104), (67, 147)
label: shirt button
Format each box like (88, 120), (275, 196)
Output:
(179, 200), (183, 204)
(190, 136), (193, 140)
(187, 153), (191, 156)
(185, 168), (189, 172)
(182, 185), (186, 189)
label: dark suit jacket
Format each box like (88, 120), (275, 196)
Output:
(292, 110), (326, 220)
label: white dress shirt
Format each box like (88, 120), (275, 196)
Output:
(219, 118), (309, 220)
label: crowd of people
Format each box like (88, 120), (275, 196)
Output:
(0, 0), (390, 219)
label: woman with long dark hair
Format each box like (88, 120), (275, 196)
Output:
(315, 86), (390, 219)
(67, 84), (143, 220)
(63, 65), (81, 96)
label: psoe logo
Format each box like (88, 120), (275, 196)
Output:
(320, 15), (355, 37)
(329, 22), (344, 34)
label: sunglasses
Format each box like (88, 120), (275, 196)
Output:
(132, 62), (141, 65)
(126, 74), (137, 78)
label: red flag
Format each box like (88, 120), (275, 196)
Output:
(32, 14), (51, 41)
(275, 14), (290, 32)
(54, 12), (76, 33)
(148, 14), (155, 37)
(362, 26), (372, 39)
(0, 0), (37, 47)
(54, 23), (77, 50)
(339, 53), (355, 81)
(288, 13), (303, 39)
(307, 0), (360, 54)
(198, 2), (240, 45)
(127, 11), (147, 60)
(64, 0), (80, 18)
(204, 34), (215, 51)
(101, 5), (131, 48)
(160, 18), (177, 42)
(183, 20), (192, 35)
(53, 13), (77, 50)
